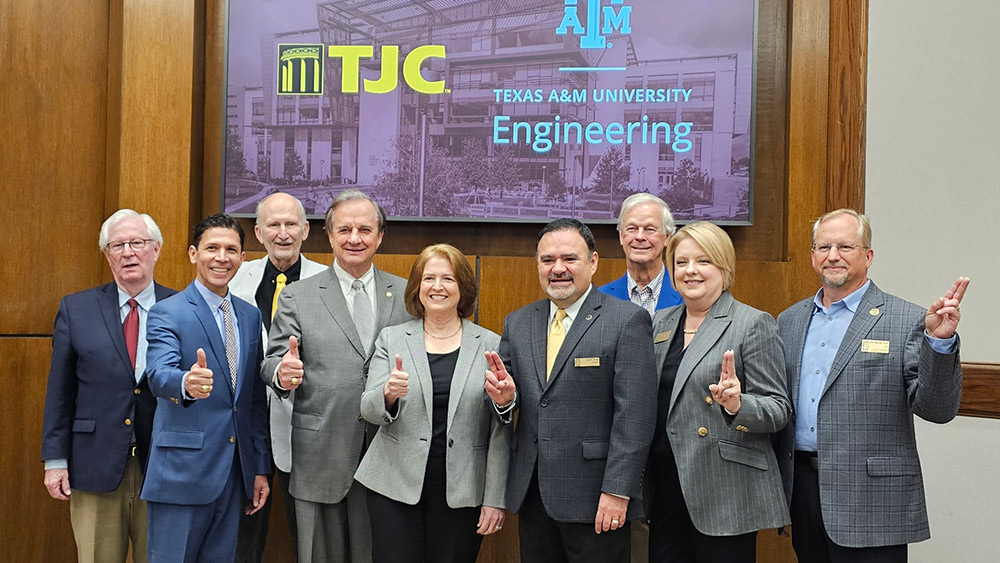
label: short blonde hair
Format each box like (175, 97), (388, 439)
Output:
(404, 244), (477, 319)
(812, 208), (872, 248)
(666, 222), (736, 290)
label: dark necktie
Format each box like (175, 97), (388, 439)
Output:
(123, 298), (139, 370)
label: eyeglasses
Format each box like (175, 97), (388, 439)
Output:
(106, 239), (155, 253)
(811, 243), (866, 255)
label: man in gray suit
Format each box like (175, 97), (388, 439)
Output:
(261, 190), (411, 563)
(485, 218), (657, 563)
(777, 209), (969, 563)
(231, 192), (326, 562)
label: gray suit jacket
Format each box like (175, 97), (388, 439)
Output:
(499, 288), (657, 523)
(261, 265), (412, 504)
(230, 255), (327, 472)
(777, 282), (962, 548)
(355, 319), (510, 509)
(652, 291), (790, 536)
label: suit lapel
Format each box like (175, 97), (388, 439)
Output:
(545, 289), (601, 391)
(531, 301), (549, 390)
(653, 306), (684, 373)
(99, 283), (134, 377)
(403, 325), (434, 419)
(785, 299), (814, 403)
(669, 291), (734, 413)
(233, 298), (256, 398)
(373, 268), (398, 338)
(447, 321), (482, 432)
(186, 284), (229, 386)
(822, 284), (885, 395)
(318, 269), (367, 357)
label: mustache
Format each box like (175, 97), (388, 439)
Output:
(548, 274), (573, 282)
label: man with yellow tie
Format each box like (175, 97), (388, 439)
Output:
(484, 219), (658, 563)
(230, 192), (326, 562)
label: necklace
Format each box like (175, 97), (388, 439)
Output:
(683, 329), (698, 334)
(423, 322), (462, 340)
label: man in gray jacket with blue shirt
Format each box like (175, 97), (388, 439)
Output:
(777, 208), (969, 563)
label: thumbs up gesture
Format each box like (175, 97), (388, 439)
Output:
(278, 336), (304, 390)
(709, 350), (741, 414)
(186, 348), (214, 399)
(383, 354), (409, 408)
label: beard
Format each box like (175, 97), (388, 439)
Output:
(545, 276), (577, 302)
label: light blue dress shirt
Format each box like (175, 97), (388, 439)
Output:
(185, 280), (241, 398)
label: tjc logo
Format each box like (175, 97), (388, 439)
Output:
(556, 0), (632, 49)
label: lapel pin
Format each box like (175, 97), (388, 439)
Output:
(585, 314), (593, 320)
(386, 292), (392, 298)
(869, 308), (879, 316)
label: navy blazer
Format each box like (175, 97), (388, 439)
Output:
(140, 283), (269, 504)
(598, 273), (682, 311)
(41, 281), (177, 492)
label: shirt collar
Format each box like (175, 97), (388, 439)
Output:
(117, 281), (156, 311)
(264, 255), (302, 280)
(549, 284), (593, 323)
(813, 279), (871, 314)
(626, 265), (665, 295)
(333, 260), (375, 294)
(194, 278), (231, 311)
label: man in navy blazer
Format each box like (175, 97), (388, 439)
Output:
(42, 209), (176, 563)
(598, 194), (681, 315)
(141, 214), (270, 562)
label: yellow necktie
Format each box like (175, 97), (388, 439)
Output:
(546, 308), (568, 380)
(271, 273), (287, 321)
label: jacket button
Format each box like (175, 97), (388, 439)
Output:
(697, 427), (708, 437)
(448, 438), (454, 447)
(540, 400), (549, 407)
(229, 436), (235, 443)
(170, 397), (179, 404)
(358, 415), (364, 422)
(134, 388), (141, 395)
(124, 418), (132, 426)
(533, 436), (538, 443)
(704, 396), (713, 405)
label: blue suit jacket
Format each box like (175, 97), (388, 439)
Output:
(598, 273), (682, 311)
(41, 282), (176, 492)
(140, 283), (269, 505)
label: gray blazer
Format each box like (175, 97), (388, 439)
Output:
(652, 291), (791, 536)
(355, 319), (509, 509)
(499, 288), (657, 523)
(230, 255), (327, 472)
(777, 282), (962, 548)
(261, 266), (412, 504)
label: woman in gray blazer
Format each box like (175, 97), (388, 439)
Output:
(355, 243), (509, 563)
(647, 222), (790, 563)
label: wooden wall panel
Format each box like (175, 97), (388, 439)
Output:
(0, 339), (76, 561)
(0, 0), (109, 334)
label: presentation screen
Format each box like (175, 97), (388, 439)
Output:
(223, 0), (757, 224)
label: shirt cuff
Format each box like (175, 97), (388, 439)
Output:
(272, 364), (288, 391)
(181, 372), (193, 400)
(607, 492), (630, 501)
(44, 459), (68, 471)
(924, 331), (958, 354)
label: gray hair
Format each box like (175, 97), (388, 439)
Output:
(324, 189), (386, 233)
(98, 209), (163, 249)
(812, 208), (872, 248)
(617, 193), (676, 235)
(255, 192), (307, 226)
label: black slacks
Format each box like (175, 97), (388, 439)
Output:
(517, 469), (630, 563)
(367, 455), (482, 563)
(790, 451), (907, 563)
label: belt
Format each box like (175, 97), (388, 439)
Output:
(794, 450), (818, 470)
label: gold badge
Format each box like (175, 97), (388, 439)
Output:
(574, 357), (601, 367)
(654, 331), (672, 343)
(861, 339), (890, 354)
(386, 292), (393, 298)
(869, 308), (879, 316)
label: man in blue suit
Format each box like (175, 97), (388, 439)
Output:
(42, 209), (176, 563)
(599, 193), (682, 316)
(142, 214), (270, 563)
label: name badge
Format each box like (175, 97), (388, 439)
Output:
(574, 357), (601, 368)
(654, 331), (672, 344)
(861, 339), (890, 354)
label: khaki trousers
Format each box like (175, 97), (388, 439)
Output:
(69, 454), (147, 563)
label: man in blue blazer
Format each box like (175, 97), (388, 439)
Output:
(598, 194), (681, 315)
(142, 214), (270, 563)
(42, 209), (176, 563)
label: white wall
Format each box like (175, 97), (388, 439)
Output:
(866, 1), (1000, 561)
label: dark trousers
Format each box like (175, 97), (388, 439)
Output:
(234, 466), (297, 562)
(790, 451), (907, 563)
(518, 470), (630, 563)
(366, 455), (482, 563)
(647, 444), (756, 563)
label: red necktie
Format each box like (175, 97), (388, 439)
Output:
(123, 299), (139, 369)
